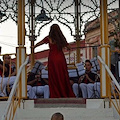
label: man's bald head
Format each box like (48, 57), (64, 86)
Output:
(51, 112), (64, 120)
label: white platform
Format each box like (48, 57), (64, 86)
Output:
(0, 99), (120, 120)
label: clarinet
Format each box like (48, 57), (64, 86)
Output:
(95, 74), (99, 82)
(80, 74), (86, 83)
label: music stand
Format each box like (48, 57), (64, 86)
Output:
(76, 62), (85, 97)
(90, 74), (100, 98)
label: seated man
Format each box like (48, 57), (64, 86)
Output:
(2, 54), (16, 77)
(0, 76), (16, 97)
(73, 59), (100, 98)
(51, 112), (64, 120)
(0, 55), (17, 96)
(0, 55), (16, 97)
(0, 59), (4, 77)
(27, 71), (49, 99)
(0, 54), (36, 99)
(27, 84), (37, 99)
(70, 77), (81, 98)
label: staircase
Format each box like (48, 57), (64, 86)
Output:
(12, 98), (119, 120)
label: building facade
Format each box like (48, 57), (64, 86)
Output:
(84, 9), (119, 60)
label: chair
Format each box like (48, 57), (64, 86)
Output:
(90, 74), (100, 98)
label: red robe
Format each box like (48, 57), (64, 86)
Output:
(42, 37), (75, 98)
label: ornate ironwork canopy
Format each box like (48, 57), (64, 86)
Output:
(0, 0), (118, 38)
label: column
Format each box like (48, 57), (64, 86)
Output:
(17, 0), (27, 98)
(100, 0), (110, 98)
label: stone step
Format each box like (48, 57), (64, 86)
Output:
(34, 98), (86, 108)
(0, 99), (119, 120)
(16, 118), (119, 120)
(0, 101), (7, 118)
(15, 107), (118, 120)
(16, 118), (118, 120)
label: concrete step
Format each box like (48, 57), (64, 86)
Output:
(0, 101), (7, 118)
(15, 118), (118, 120)
(34, 98), (86, 108)
(16, 119), (118, 120)
(0, 99), (119, 120)
(15, 107), (118, 120)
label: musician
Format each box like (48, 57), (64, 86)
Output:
(27, 71), (49, 98)
(72, 59), (100, 98)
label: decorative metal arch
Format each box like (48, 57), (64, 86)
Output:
(0, 0), (118, 38)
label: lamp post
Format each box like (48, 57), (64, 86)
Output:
(29, 0), (36, 69)
(28, 0), (52, 69)
(74, 0), (81, 63)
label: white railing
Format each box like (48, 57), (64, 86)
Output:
(98, 56), (120, 91)
(1, 56), (29, 120)
(98, 55), (120, 115)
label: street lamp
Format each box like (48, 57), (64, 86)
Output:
(0, 11), (5, 20)
(35, 9), (52, 21)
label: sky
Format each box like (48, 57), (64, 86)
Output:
(0, 19), (75, 59)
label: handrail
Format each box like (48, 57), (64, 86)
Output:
(97, 55), (120, 115)
(1, 56), (29, 120)
(97, 56), (120, 91)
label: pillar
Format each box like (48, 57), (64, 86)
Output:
(100, 0), (110, 98)
(17, 0), (27, 99)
